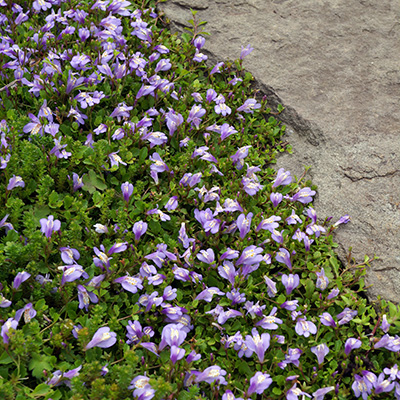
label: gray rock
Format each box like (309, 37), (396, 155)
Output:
(158, 0), (400, 303)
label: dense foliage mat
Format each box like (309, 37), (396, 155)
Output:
(0, 0), (399, 399)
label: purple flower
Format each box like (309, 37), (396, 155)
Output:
(291, 187), (316, 204)
(23, 113), (43, 136)
(256, 215), (281, 232)
(337, 308), (358, 325)
(114, 275), (143, 294)
(327, 288), (340, 300)
(109, 151), (127, 168)
(50, 137), (71, 159)
(374, 373), (395, 395)
(236, 212), (253, 239)
(344, 338), (362, 355)
(38, 100), (53, 122)
(1, 318), (18, 344)
(126, 320), (146, 345)
(195, 287), (224, 302)
(93, 223), (108, 234)
(75, 91), (104, 109)
(319, 312), (337, 328)
(316, 268), (329, 291)
(246, 372), (272, 396)
(121, 182), (134, 203)
(60, 247), (80, 265)
(195, 366), (227, 385)
(240, 44), (254, 59)
(0, 294), (11, 308)
(187, 105), (206, 128)
(352, 374), (371, 400)
(282, 274), (300, 295)
(165, 109), (184, 136)
(313, 387), (335, 400)
(214, 102), (231, 116)
(286, 384), (311, 400)
(271, 229), (284, 244)
(159, 324), (187, 350)
(170, 345), (185, 365)
(275, 248), (292, 270)
(311, 343), (330, 365)
(383, 364), (400, 380)
(196, 249), (215, 265)
(85, 327), (117, 350)
(245, 328), (270, 363)
(231, 145), (251, 170)
(333, 214), (351, 227)
(7, 175), (25, 191)
(93, 245), (112, 272)
(272, 168), (292, 188)
(148, 273), (166, 286)
(380, 314), (390, 333)
(220, 248), (239, 261)
(264, 275), (277, 298)
(72, 173), (84, 191)
(149, 152), (169, 173)
(236, 99), (261, 114)
(281, 300), (299, 311)
(61, 264), (88, 286)
(279, 348), (303, 369)
(286, 210), (302, 225)
(228, 76), (243, 85)
(110, 102), (133, 121)
(77, 285), (98, 311)
(306, 223), (326, 237)
(242, 178), (264, 196)
(13, 271), (31, 290)
(236, 245), (264, 266)
(205, 89), (217, 103)
(295, 318), (317, 337)
(40, 215), (61, 238)
(193, 50), (208, 62)
(165, 196), (178, 211)
(142, 130), (168, 147)
(270, 192), (283, 207)
(226, 289), (246, 305)
(0, 154), (11, 170)
(255, 313), (283, 330)
(155, 58), (171, 72)
(15, 303), (36, 324)
(193, 36), (205, 49)
(129, 375), (152, 396)
(218, 261), (237, 285)
(223, 198), (243, 213)
(133, 221), (147, 241)
(68, 107), (88, 126)
(71, 54), (91, 71)
(210, 62), (224, 75)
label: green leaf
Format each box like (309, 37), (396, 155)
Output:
(92, 191), (103, 207)
(305, 279), (315, 299)
(35, 298), (47, 312)
(83, 170), (107, 193)
(0, 352), (13, 365)
(236, 359), (252, 376)
(63, 195), (74, 209)
(29, 383), (51, 398)
(388, 302), (400, 319)
(48, 191), (63, 209)
(28, 354), (55, 379)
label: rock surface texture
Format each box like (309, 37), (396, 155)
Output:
(158, 0), (400, 302)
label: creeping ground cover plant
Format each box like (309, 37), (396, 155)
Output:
(0, 0), (399, 398)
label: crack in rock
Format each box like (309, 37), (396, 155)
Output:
(341, 169), (400, 182)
